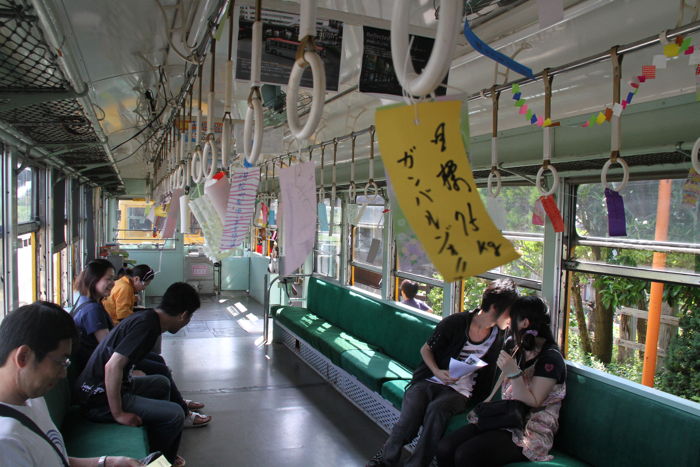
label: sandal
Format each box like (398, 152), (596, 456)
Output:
(184, 399), (205, 410)
(184, 411), (212, 428)
(173, 455), (186, 467)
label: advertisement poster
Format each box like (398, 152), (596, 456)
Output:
(235, 6), (343, 91)
(360, 26), (448, 97)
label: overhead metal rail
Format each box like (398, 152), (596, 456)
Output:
(471, 20), (700, 100)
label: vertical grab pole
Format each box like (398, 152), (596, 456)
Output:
(330, 139), (338, 235)
(488, 86), (501, 197)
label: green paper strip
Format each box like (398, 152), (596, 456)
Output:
(588, 115), (597, 125)
(681, 37), (692, 51)
(526, 109), (533, 119)
(515, 99), (526, 107)
(512, 83), (521, 94)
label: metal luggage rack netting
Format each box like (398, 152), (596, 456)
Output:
(0, 0), (118, 181)
(0, 0), (67, 89)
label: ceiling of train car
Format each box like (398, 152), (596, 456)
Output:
(3, 0), (698, 189)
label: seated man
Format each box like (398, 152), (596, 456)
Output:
(75, 282), (201, 467)
(0, 301), (141, 467)
(400, 280), (433, 313)
(367, 279), (519, 467)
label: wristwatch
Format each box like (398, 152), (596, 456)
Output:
(98, 456), (107, 467)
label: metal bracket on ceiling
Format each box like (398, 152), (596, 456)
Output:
(77, 162), (114, 173)
(0, 87), (89, 112)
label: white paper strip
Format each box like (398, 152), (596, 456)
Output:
(279, 161), (317, 276)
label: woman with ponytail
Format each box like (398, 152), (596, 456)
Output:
(436, 295), (567, 466)
(103, 264), (155, 323)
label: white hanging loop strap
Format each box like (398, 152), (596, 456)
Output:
(318, 144), (326, 203)
(221, 7), (235, 170)
(488, 87), (502, 198)
(191, 145), (204, 184)
(195, 65), (203, 146)
(602, 48), (630, 192)
(391, 0), (461, 97)
(330, 139), (338, 235)
(692, 137), (700, 175)
(536, 70), (560, 196)
(286, 0), (326, 141)
(202, 133), (218, 180)
(349, 134), (357, 202)
(244, 2), (264, 165)
(365, 126), (379, 198)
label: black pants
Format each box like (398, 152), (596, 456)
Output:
(436, 423), (528, 467)
(135, 352), (189, 415)
(381, 380), (469, 467)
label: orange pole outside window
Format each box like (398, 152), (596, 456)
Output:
(641, 179), (672, 387)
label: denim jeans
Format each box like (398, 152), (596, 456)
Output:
(85, 374), (185, 462)
(380, 380), (469, 467)
(135, 352), (189, 415)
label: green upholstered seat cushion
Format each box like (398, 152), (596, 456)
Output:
(380, 379), (411, 409)
(506, 451), (590, 467)
(62, 408), (149, 459)
(339, 349), (413, 392)
(555, 365), (700, 467)
(376, 308), (435, 369)
(307, 277), (345, 324)
(275, 306), (376, 364)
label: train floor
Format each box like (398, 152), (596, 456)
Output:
(159, 291), (386, 466)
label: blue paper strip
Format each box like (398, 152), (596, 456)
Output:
(605, 188), (627, 236)
(463, 21), (534, 79)
(317, 203), (329, 232)
(243, 159), (253, 168)
(512, 92), (522, 100)
(626, 91), (634, 104)
(530, 115), (538, 124)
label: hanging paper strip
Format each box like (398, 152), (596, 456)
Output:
(539, 195), (564, 232)
(375, 100), (520, 281)
(604, 188), (627, 236)
(532, 197), (545, 226)
(161, 188), (183, 239)
(220, 167), (260, 250)
(317, 202), (329, 232)
(278, 161), (317, 276)
(260, 202), (269, 226)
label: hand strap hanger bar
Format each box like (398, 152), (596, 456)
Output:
(536, 69), (559, 196)
(601, 47), (629, 191)
(488, 85), (501, 197)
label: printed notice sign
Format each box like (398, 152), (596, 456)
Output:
(375, 100), (520, 282)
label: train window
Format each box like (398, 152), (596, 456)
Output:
(16, 233), (35, 306)
(479, 185), (544, 285)
(349, 195), (385, 295)
(565, 178), (700, 401)
(17, 167), (34, 224)
(395, 277), (441, 316)
(315, 197), (342, 279)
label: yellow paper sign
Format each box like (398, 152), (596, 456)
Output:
(375, 100), (520, 282)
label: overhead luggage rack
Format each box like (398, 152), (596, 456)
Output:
(0, 0), (122, 190)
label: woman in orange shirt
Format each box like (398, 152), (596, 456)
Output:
(103, 264), (154, 323)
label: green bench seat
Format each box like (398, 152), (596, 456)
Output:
(274, 277), (700, 467)
(44, 374), (150, 459)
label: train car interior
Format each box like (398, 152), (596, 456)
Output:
(1, 0), (699, 466)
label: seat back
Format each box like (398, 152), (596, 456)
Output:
(555, 363), (700, 466)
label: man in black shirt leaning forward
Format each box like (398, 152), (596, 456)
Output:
(75, 282), (201, 467)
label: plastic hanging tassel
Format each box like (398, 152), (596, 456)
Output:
(261, 202), (269, 226)
(604, 188), (627, 236)
(539, 195), (564, 232)
(532, 197), (545, 226)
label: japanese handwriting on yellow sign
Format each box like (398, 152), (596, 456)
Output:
(376, 100), (520, 282)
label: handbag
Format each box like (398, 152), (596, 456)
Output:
(473, 399), (529, 430)
(472, 357), (530, 431)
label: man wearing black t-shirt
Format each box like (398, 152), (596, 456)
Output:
(75, 282), (200, 466)
(367, 279), (519, 467)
